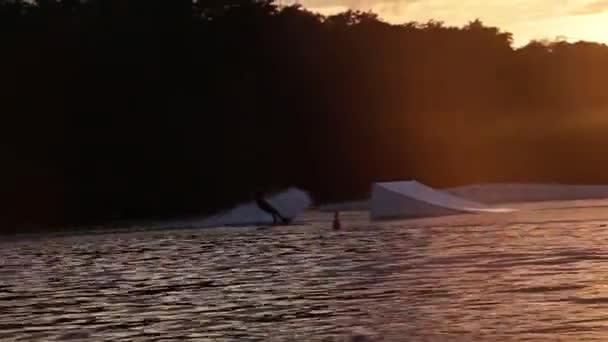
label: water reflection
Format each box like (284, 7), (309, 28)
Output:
(2, 204), (608, 340)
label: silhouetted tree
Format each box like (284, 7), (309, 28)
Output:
(2, 0), (608, 231)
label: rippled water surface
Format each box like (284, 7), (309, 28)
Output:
(4, 201), (608, 341)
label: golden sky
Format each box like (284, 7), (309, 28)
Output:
(296, 0), (608, 46)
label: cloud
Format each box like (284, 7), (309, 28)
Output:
(571, 0), (608, 15)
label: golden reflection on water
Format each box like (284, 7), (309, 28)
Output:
(2, 202), (608, 341)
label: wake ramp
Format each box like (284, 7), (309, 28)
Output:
(199, 187), (312, 227)
(371, 181), (514, 220)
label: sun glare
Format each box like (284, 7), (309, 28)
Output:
(302, 1), (608, 47)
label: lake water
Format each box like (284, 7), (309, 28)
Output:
(3, 200), (608, 341)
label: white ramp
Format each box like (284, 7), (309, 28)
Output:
(447, 183), (608, 204)
(199, 187), (312, 227)
(371, 181), (514, 220)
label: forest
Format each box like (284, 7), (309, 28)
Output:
(3, 0), (608, 230)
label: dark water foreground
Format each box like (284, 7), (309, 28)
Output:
(4, 202), (608, 341)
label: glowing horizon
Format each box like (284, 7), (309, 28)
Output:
(295, 0), (608, 47)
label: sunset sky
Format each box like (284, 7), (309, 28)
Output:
(297, 0), (608, 46)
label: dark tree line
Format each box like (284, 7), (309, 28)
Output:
(2, 0), (608, 231)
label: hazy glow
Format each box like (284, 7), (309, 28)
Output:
(297, 0), (608, 46)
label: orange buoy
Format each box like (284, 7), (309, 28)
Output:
(333, 211), (341, 230)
